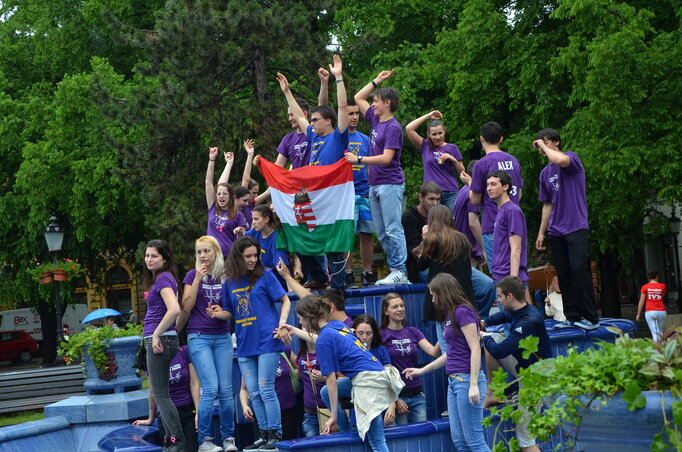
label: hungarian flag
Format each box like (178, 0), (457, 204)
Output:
(258, 157), (355, 255)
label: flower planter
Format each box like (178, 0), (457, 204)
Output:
(82, 335), (142, 394)
(53, 269), (68, 281)
(554, 390), (675, 451)
(39, 271), (53, 284)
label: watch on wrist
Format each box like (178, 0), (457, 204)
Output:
(357, 155), (363, 163)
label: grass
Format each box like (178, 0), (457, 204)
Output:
(0, 410), (44, 427)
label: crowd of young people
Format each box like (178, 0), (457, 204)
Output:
(137, 54), (602, 451)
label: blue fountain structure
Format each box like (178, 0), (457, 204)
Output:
(0, 284), (643, 452)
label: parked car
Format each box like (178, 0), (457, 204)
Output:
(0, 330), (40, 363)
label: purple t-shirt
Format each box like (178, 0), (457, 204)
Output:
(365, 106), (404, 186)
(491, 201), (529, 282)
(444, 305), (479, 375)
(343, 316), (353, 328)
(168, 346), (193, 407)
(207, 205), (248, 257)
(420, 141), (462, 192)
(452, 185), (482, 258)
(538, 151), (589, 237)
(470, 151), (524, 234)
(277, 131), (309, 169)
(182, 270), (230, 335)
(296, 350), (325, 411)
(143, 272), (178, 337)
(380, 327), (426, 389)
(275, 346), (297, 410)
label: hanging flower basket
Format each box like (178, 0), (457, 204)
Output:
(39, 271), (53, 284)
(29, 259), (82, 283)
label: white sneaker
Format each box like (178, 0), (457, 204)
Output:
(222, 436), (238, 452)
(375, 270), (408, 285)
(198, 438), (222, 452)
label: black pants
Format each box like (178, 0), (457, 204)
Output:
(547, 229), (599, 323)
(159, 404), (198, 452)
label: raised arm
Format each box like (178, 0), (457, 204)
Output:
(534, 139), (570, 168)
(354, 69), (395, 115)
(329, 55), (348, 133)
(405, 111), (442, 148)
(205, 147), (219, 209)
(276, 72), (309, 131)
(240, 139), (255, 188)
(217, 151), (234, 185)
(277, 257), (311, 299)
(318, 67), (329, 106)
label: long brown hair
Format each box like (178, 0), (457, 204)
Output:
(225, 236), (263, 285)
(295, 294), (330, 335)
(428, 273), (480, 328)
(380, 292), (406, 329)
(420, 205), (471, 264)
(216, 183), (238, 219)
(143, 239), (180, 290)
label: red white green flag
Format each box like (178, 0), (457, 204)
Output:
(258, 157), (355, 255)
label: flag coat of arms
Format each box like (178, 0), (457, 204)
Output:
(258, 157), (355, 255)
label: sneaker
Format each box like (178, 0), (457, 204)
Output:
(574, 319), (599, 330)
(260, 430), (282, 450)
(362, 270), (376, 286)
(244, 431), (268, 450)
(303, 279), (328, 291)
(553, 320), (572, 329)
(222, 437), (238, 452)
(346, 270), (358, 289)
(440, 410), (449, 417)
(198, 438), (222, 452)
(375, 270), (408, 285)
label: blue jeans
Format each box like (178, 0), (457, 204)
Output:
(300, 253), (346, 289)
(395, 392), (427, 425)
(440, 190), (459, 212)
(448, 371), (490, 452)
(472, 267), (496, 318)
(483, 232), (494, 266)
(187, 332), (235, 441)
(239, 352), (282, 433)
(302, 410), (319, 437)
(369, 184), (407, 273)
(320, 377), (352, 432)
(366, 413), (389, 452)
(435, 321), (447, 355)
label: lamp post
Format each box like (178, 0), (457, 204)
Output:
(44, 216), (65, 341)
(670, 210), (681, 313)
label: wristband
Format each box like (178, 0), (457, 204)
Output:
(209, 159), (216, 161)
(371, 80), (378, 88)
(335, 78), (344, 83)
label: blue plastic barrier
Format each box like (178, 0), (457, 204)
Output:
(548, 326), (588, 355)
(97, 424), (161, 452)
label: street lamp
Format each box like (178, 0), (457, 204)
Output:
(44, 216), (65, 340)
(670, 210), (681, 312)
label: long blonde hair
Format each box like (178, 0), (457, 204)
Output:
(195, 235), (226, 282)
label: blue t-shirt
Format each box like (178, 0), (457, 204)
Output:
(245, 228), (289, 289)
(369, 345), (392, 366)
(316, 320), (384, 379)
(307, 125), (349, 166)
(222, 269), (286, 357)
(347, 130), (370, 197)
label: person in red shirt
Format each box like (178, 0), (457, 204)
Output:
(636, 269), (667, 341)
